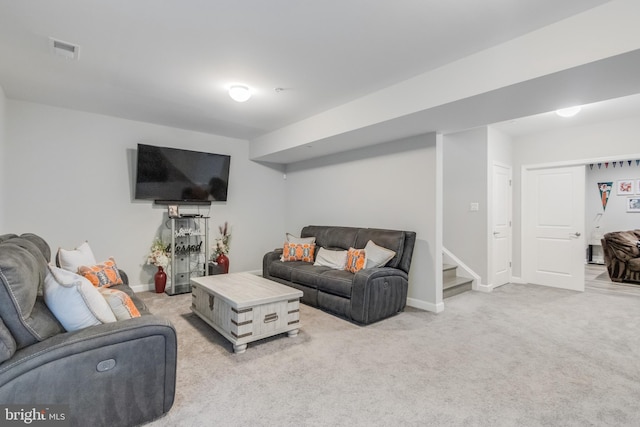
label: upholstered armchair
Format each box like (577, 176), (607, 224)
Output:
(601, 229), (640, 283)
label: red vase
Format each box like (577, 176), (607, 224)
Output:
(216, 253), (229, 274)
(154, 266), (167, 293)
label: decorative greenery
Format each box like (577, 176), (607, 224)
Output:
(147, 238), (170, 268)
(213, 222), (231, 258)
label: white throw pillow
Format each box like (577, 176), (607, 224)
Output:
(57, 241), (97, 273)
(286, 233), (316, 244)
(313, 247), (348, 270)
(43, 264), (116, 331)
(364, 240), (396, 269)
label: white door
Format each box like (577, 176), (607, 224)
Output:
(523, 165), (585, 291)
(491, 163), (512, 288)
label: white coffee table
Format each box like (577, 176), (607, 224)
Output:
(190, 272), (303, 353)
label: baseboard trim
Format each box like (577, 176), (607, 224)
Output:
(130, 283), (151, 293)
(407, 297), (444, 313)
(510, 276), (526, 284)
(476, 283), (493, 293)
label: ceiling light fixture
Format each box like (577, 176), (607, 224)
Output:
(556, 106), (582, 117)
(229, 85), (251, 102)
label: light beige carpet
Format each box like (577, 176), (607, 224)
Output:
(140, 277), (640, 427)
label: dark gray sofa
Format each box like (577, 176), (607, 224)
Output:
(0, 233), (177, 427)
(263, 225), (416, 325)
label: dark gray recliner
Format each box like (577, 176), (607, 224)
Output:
(601, 229), (640, 283)
(263, 225), (416, 325)
(0, 233), (177, 427)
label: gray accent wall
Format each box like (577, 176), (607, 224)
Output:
(283, 133), (441, 311)
(3, 100), (286, 290)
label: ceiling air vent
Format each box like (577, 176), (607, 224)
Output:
(49, 37), (80, 60)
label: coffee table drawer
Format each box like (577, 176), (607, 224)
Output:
(232, 299), (300, 339)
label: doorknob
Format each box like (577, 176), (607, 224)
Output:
(570, 232), (581, 237)
(493, 232), (499, 236)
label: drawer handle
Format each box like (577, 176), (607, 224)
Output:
(264, 313), (278, 323)
(209, 295), (214, 310)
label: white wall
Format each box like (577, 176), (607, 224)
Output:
(443, 128), (488, 280)
(283, 134), (441, 312)
(586, 162), (640, 241)
(4, 100), (286, 290)
(441, 126), (513, 287)
(0, 85), (6, 231)
(512, 115), (640, 276)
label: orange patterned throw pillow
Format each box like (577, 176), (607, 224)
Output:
(345, 248), (366, 273)
(98, 288), (141, 320)
(282, 242), (316, 262)
(78, 257), (124, 288)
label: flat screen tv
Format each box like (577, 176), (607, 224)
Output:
(134, 143), (230, 203)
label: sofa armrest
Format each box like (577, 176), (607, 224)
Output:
(0, 315), (177, 427)
(262, 248), (283, 278)
(350, 267), (409, 324)
(118, 268), (129, 285)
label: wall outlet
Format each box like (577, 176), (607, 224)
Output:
(470, 202), (480, 211)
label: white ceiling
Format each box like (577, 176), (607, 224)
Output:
(0, 0), (618, 142)
(492, 93), (640, 138)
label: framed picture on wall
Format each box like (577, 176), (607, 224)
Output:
(626, 197), (640, 212)
(617, 180), (634, 195)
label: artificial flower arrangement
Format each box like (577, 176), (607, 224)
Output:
(147, 238), (170, 269)
(212, 222), (231, 259)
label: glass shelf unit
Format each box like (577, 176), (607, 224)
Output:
(166, 216), (209, 295)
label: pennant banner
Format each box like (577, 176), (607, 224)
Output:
(598, 182), (612, 211)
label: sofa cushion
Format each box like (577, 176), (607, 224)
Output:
(2, 236), (49, 267)
(628, 258), (640, 272)
(301, 226), (358, 251)
(0, 318), (17, 363)
(43, 265), (117, 331)
(355, 229), (405, 269)
(290, 264), (334, 290)
(78, 257), (124, 287)
(364, 240), (396, 269)
(17, 234), (52, 263)
(0, 243), (64, 349)
(315, 270), (354, 298)
(57, 241), (97, 273)
(268, 260), (298, 282)
(0, 234), (19, 244)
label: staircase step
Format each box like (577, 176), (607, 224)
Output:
(443, 263), (457, 281)
(443, 276), (473, 299)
